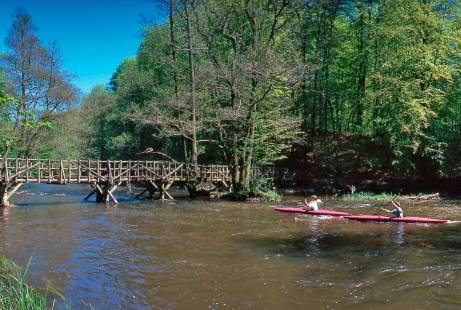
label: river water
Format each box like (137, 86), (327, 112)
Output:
(0, 184), (460, 309)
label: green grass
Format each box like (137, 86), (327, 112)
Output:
(254, 190), (282, 202)
(341, 191), (400, 201)
(221, 189), (282, 202)
(0, 257), (55, 309)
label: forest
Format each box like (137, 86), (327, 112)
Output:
(1, 0), (461, 194)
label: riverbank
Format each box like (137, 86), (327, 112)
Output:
(277, 134), (461, 196)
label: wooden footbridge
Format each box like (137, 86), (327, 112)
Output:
(0, 158), (296, 207)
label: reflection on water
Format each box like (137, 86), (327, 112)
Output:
(0, 184), (460, 309)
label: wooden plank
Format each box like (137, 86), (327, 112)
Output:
(68, 159), (71, 183)
(113, 162), (139, 180)
(84, 189), (97, 200)
(87, 159), (91, 182)
(108, 191), (118, 204)
(59, 160), (64, 184)
(48, 159), (51, 182)
(107, 160), (112, 182)
(80, 163), (107, 182)
(94, 183), (104, 195)
(128, 160), (131, 183)
(4, 158), (9, 182)
(78, 160), (81, 183)
(119, 160), (122, 182)
(38, 161), (41, 183)
(140, 164), (163, 179)
(15, 158), (19, 181)
(97, 160), (100, 182)
(26, 159), (29, 182)
(162, 181), (174, 200)
(9, 162), (41, 180)
(6, 183), (22, 200)
(162, 163), (184, 181)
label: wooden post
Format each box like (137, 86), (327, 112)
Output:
(119, 160), (122, 183)
(78, 160), (81, 183)
(47, 159), (51, 183)
(26, 159), (29, 183)
(60, 159), (64, 184)
(38, 160), (41, 183)
(86, 159), (90, 182)
(93, 181), (118, 204)
(97, 160), (100, 183)
(4, 158), (9, 183)
(107, 160), (112, 183)
(15, 158), (19, 181)
(0, 181), (9, 208)
(84, 183), (97, 201)
(126, 160), (132, 192)
(68, 160), (71, 183)
(0, 182), (22, 208)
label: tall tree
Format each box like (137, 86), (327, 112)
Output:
(0, 8), (78, 157)
(192, 0), (300, 190)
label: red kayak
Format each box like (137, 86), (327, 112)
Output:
(344, 215), (447, 224)
(274, 207), (350, 217)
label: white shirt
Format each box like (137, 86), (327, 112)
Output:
(308, 200), (319, 211)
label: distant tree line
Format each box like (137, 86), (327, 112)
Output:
(1, 1), (461, 192)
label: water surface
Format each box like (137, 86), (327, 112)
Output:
(0, 184), (460, 309)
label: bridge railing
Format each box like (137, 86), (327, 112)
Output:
(0, 158), (298, 185)
(0, 158), (231, 184)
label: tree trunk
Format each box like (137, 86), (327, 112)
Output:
(169, 0), (188, 161)
(184, 0), (198, 165)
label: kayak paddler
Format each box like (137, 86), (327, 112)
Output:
(378, 200), (403, 218)
(302, 195), (320, 211)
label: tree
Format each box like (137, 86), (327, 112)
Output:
(0, 8), (78, 157)
(191, 0), (301, 190)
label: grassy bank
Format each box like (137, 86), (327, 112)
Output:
(0, 257), (54, 309)
(221, 190), (282, 202)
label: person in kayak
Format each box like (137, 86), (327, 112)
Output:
(302, 195), (320, 211)
(379, 201), (403, 218)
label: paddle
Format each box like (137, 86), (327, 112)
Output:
(374, 195), (398, 215)
(297, 191), (307, 209)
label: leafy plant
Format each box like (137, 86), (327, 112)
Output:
(0, 257), (61, 309)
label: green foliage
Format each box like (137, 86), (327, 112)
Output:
(342, 192), (400, 201)
(2, 0), (459, 193)
(71, 0), (461, 188)
(0, 257), (54, 309)
(229, 174), (283, 202)
(0, 9), (78, 158)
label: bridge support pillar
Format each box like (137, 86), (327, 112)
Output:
(0, 181), (22, 208)
(136, 180), (173, 201)
(85, 182), (119, 204)
(159, 180), (174, 200)
(136, 180), (157, 200)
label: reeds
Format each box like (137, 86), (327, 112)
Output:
(342, 192), (400, 201)
(0, 257), (52, 310)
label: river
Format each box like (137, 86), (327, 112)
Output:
(0, 184), (460, 309)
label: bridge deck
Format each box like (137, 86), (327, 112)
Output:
(0, 158), (298, 205)
(0, 158), (232, 184)
(0, 158), (296, 185)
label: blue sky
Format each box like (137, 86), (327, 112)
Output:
(0, 0), (165, 93)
